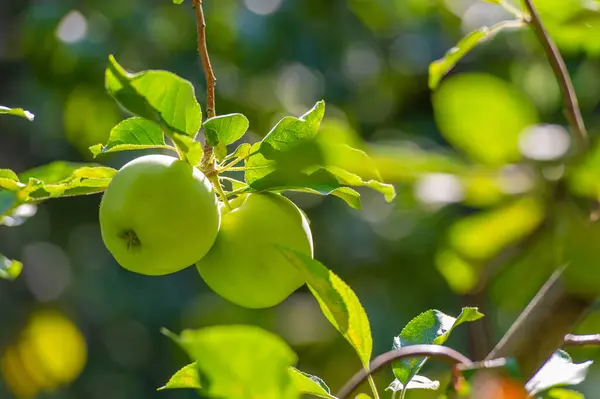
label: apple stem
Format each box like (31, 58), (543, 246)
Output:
(218, 156), (246, 172)
(208, 173), (232, 210)
(173, 141), (186, 162)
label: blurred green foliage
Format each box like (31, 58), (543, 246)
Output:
(2, 0), (600, 398)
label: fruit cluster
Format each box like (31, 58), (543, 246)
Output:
(99, 154), (313, 309)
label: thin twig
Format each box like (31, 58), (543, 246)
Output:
(193, 0), (217, 166)
(485, 268), (593, 380)
(523, 0), (588, 149)
(336, 345), (472, 399)
(564, 334), (600, 347)
(192, 0), (231, 209)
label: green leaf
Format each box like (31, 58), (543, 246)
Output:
(245, 102), (325, 186)
(173, 0), (184, 3)
(321, 144), (382, 182)
(325, 166), (396, 202)
(539, 388), (585, 399)
(19, 161), (101, 184)
(526, 350), (592, 395)
(354, 395), (372, 399)
(0, 170), (23, 191)
(159, 363), (201, 390)
(392, 308), (484, 386)
(90, 117), (171, 157)
(429, 30), (488, 90)
(204, 113), (249, 147)
(159, 364), (336, 399)
(17, 164), (117, 201)
(278, 248), (373, 368)
(105, 55), (202, 137)
(0, 105), (34, 121)
(0, 255), (23, 281)
(386, 376), (440, 392)
(433, 73), (538, 166)
(263, 101), (325, 154)
(168, 325), (298, 399)
(224, 143), (253, 163)
(291, 187), (362, 210)
(243, 102), (393, 204)
(289, 367), (337, 399)
(429, 21), (524, 89)
(171, 134), (204, 166)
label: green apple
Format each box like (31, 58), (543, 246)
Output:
(99, 154), (220, 275)
(196, 193), (313, 308)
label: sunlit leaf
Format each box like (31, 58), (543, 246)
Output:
(247, 161), (341, 194)
(105, 55), (201, 137)
(0, 106), (34, 121)
(245, 102), (325, 186)
(223, 143), (253, 164)
(160, 363), (335, 399)
(290, 187), (362, 210)
(159, 363), (201, 390)
(325, 166), (396, 202)
(289, 367), (337, 399)
(433, 73), (538, 165)
(0, 255), (23, 281)
(90, 117), (171, 157)
(19, 161), (101, 184)
(17, 164), (117, 201)
(430, 30), (488, 90)
(387, 375), (440, 392)
(204, 113), (249, 146)
(430, 21), (524, 89)
(526, 351), (592, 395)
(171, 134), (204, 166)
(0, 170), (22, 191)
(166, 325), (298, 399)
(392, 308), (484, 385)
(278, 248), (373, 369)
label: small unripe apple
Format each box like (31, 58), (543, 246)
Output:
(99, 154), (220, 275)
(196, 193), (313, 308)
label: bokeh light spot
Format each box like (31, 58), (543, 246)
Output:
(56, 10), (88, 44)
(244, 0), (283, 16)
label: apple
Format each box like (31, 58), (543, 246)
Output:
(196, 193), (313, 308)
(99, 154), (220, 275)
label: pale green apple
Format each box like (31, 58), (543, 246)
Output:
(99, 154), (220, 275)
(196, 193), (313, 308)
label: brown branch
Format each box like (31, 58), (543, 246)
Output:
(193, 0), (216, 167)
(523, 0), (588, 150)
(485, 268), (593, 380)
(336, 345), (472, 399)
(564, 334), (600, 347)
